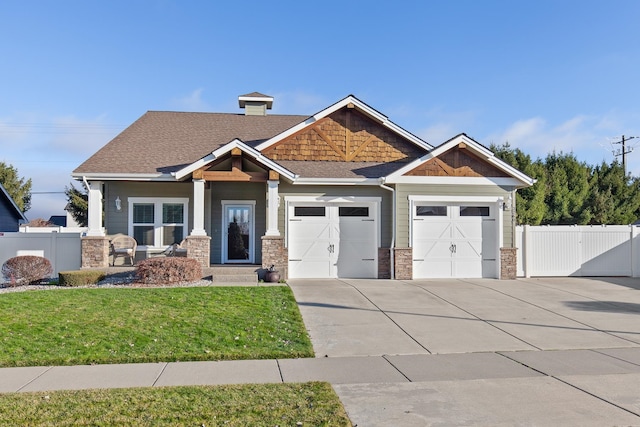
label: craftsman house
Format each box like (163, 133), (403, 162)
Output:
(73, 93), (534, 279)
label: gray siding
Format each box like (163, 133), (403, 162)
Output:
(104, 181), (194, 237)
(277, 182), (393, 248)
(0, 200), (21, 232)
(395, 184), (514, 248)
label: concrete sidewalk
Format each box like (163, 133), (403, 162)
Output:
(3, 277), (640, 425)
(2, 349), (640, 425)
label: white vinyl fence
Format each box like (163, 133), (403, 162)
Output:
(0, 232), (82, 279)
(516, 225), (640, 277)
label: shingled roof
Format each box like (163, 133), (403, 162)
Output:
(73, 111), (308, 175)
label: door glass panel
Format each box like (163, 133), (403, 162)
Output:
(339, 206), (369, 217)
(227, 206), (250, 260)
(460, 206), (490, 216)
(294, 206), (326, 217)
(416, 206), (447, 216)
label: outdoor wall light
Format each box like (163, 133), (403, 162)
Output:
(115, 196), (122, 211)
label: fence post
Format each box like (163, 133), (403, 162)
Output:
(632, 226), (639, 278)
(523, 225), (530, 278)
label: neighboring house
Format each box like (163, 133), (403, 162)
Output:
(0, 182), (28, 232)
(73, 93), (534, 279)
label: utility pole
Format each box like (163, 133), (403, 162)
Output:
(612, 135), (637, 175)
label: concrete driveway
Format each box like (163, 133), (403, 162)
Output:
(288, 277), (640, 426)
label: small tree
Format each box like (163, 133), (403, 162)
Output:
(0, 162), (32, 213)
(65, 182), (88, 227)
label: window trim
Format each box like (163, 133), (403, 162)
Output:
(128, 197), (189, 249)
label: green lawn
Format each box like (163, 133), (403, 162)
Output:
(0, 382), (352, 426)
(0, 286), (314, 367)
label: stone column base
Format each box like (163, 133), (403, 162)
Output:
(500, 247), (518, 280)
(261, 236), (288, 279)
(378, 248), (391, 279)
(185, 235), (211, 268)
(81, 236), (110, 269)
(394, 247), (413, 280)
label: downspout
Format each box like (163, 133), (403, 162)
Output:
(379, 178), (396, 280)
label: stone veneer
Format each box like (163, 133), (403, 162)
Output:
(500, 247), (518, 280)
(378, 248), (391, 279)
(261, 236), (288, 279)
(81, 236), (110, 269)
(185, 235), (211, 268)
(393, 247), (413, 280)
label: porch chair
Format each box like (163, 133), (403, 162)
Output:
(110, 235), (137, 266)
(168, 239), (188, 257)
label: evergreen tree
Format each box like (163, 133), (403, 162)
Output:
(0, 162), (32, 213)
(64, 183), (88, 226)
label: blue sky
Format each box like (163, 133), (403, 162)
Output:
(2, 0), (640, 220)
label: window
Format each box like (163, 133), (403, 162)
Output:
(129, 198), (189, 247)
(132, 203), (154, 245)
(416, 206), (447, 216)
(294, 206), (326, 217)
(339, 206), (369, 217)
(460, 206), (490, 216)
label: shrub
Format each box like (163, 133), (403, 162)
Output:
(1, 256), (53, 286)
(58, 270), (106, 287)
(135, 257), (202, 285)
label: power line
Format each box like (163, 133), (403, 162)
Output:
(611, 135), (638, 175)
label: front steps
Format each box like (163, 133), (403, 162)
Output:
(204, 265), (262, 283)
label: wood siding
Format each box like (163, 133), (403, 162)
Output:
(263, 108), (425, 163)
(405, 146), (510, 177)
(395, 184), (514, 248)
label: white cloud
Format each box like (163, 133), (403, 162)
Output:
(172, 88), (212, 112)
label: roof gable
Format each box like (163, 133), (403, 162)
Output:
(386, 134), (535, 187)
(261, 107), (428, 163)
(256, 95), (432, 154)
(0, 183), (27, 223)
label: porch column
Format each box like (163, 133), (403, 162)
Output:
(191, 178), (207, 236)
(265, 174), (280, 236)
(86, 180), (105, 236)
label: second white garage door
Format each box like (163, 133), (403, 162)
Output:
(288, 202), (378, 279)
(412, 203), (497, 278)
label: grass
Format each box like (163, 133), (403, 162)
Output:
(0, 382), (352, 426)
(0, 286), (314, 367)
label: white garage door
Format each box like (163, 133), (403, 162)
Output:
(413, 204), (497, 278)
(288, 203), (378, 278)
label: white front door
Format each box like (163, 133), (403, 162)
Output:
(222, 202), (255, 264)
(288, 203), (377, 278)
(413, 204), (496, 278)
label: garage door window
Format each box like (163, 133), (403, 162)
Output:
(460, 206), (490, 216)
(416, 206), (447, 216)
(339, 206), (369, 217)
(294, 206), (326, 217)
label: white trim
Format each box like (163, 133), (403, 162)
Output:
(292, 178), (382, 186)
(174, 138), (297, 181)
(390, 176), (528, 186)
(72, 173), (173, 181)
(408, 195), (504, 203)
(255, 95), (432, 152)
(221, 200), (256, 264)
(127, 197), (190, 249)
